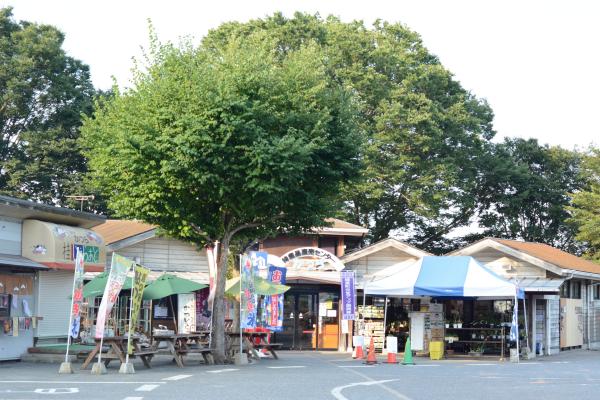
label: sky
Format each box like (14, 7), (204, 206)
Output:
(2, 0), (599, 149)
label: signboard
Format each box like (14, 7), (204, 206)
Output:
(178, 293), (196, 334)
(409, 312), (425, 351)
(241, 251), (266, 329)
(340, 270), (356, 320)
(95, 254), (133, 339)
(280, 247), (344, 271)
(69, 248), (85, 338)
(127, 264), (149, 354)
(264, 266), (287, 331)
(21, 220), (105, 270)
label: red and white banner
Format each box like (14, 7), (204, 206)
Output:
(95, 253), (133, 339)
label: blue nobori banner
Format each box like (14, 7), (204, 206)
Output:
(340, 270), (356, 320)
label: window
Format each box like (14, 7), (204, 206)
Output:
(560, 282), (570, 298)
(594, 285), (600, 300)
(571, 281), (582, 299)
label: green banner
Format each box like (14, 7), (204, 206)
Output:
(128, 264), (149, 354)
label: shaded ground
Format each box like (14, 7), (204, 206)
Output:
(1, 350), (599, 400)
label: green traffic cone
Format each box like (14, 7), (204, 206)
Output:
(402, 337), (415, 365)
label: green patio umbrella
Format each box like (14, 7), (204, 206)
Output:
(142, 273), (207, 334)
(142, 273), (207, 300)
(225, 276), (290, 297)
(83, 272), (134, 298)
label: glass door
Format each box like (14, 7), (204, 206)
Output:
(277, 293), (318, 350)
(296, 294), (317, 350)
(318, 292), (339, 350)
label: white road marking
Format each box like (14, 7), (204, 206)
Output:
(135, 384), (160, 392)
(338, 365), (375, 368)
(331, 380), (408, 400)
(162, 375), (193, 381)
(0, 381), (165, 385)
(206, 368), (239, 373)
(552, 361), (569, 364)
(267, 366), (306, 369)
(34, 388), (79, 394)
(413, 364), (440, 367)
(123, 397), (144, 400)
(466, 363), (496, 366)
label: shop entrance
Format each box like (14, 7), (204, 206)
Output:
(276, 288), (339, 350)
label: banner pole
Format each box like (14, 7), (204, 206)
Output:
(64, 251), (79, 363)
(239, 255), (243, 357)
(125, 268), (135, 365)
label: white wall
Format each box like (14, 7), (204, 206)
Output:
(344, 246), (419, 277)
(467, 248), (546, 278)
(0, 217), (22, 255)
(108, 236), (208, 273)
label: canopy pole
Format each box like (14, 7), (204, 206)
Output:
(170, 296), (178, 334)
(239, 255), (243, 356)
(383, 296), (388, 349)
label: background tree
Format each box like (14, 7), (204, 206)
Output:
(203, 13), (496, 253)
(569, 148), (600, 261)
(463, 138), (587, 254)
(0, 7), (98, 207)
(81, 33), (362, 362)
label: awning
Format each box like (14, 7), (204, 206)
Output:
(507, 277), (564, 292)
(21, 220), (106, 272)
(0, 254), (48, 270)
(365, 256), (524, 299)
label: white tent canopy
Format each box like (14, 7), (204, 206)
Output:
(364, 256), (524, 299)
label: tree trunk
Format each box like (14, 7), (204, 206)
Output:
(211, 237), (230, 364)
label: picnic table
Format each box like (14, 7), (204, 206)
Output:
(152, 333), (213, 368)
(227, 331), (282, 360)
(81, 336), (157, 369)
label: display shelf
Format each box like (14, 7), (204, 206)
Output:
(0, 316), (43, 321)
(446, 327), (507, 331)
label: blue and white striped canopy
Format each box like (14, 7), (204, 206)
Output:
(365, 256), (524, 299)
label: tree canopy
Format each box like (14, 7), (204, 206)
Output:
(0, 7), (97, 207)
(570, 149), (600, 260)
(81, 32), (362, 361)
(202, 12), (496, 252)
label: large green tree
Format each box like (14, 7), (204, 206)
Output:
(203, 13), (496, 252)
(455, 138), (587, 254)
(570, 148), (600, 261)
(81, 34), (361, 362)
(0, 7), (97, 206)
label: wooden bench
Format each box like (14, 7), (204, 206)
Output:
(177, 347), (214, 364)
(254, 343), (282, 359)
(133, 349), (158, 368)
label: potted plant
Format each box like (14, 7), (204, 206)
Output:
(445, 322), (450, 329)
(468, 343), (485, 357)
(456, 318), (462, 329)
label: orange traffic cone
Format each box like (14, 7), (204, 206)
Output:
(384, 351), (399, 364)
(364, 337), (378, 365)
(355, 345), (364, 359)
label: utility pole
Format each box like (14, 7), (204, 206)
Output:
(65, 195), (95, 211)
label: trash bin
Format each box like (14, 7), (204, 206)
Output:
(429, 341), (444, 360)
(536, 342), (542, 355)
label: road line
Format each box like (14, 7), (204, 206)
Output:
(162, 374), (193, 381)
(206, 368), (239, 373)
(466, 363), (496, 366)
(331, 380), (405, 400)
(336, 363), (414, 400)
(338, 365), (375, 368)
(135, 384), (160, 392)
(0, 381), (165, 384)
(267, 366), (306, 369)
(123, 397), (144, 400)
(413, 364), (440, 367)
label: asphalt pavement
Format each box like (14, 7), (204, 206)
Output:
(1, 350), (600, 400)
